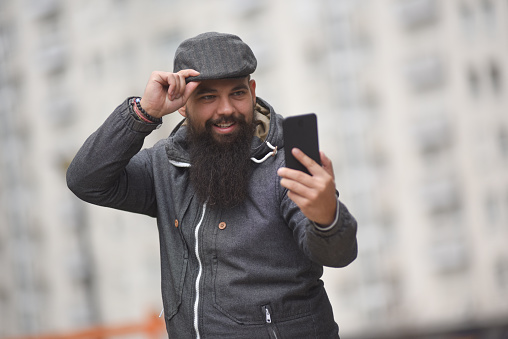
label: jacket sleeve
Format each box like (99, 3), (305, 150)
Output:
(66, 98), (161, 217)
(280, 189), (358, 268)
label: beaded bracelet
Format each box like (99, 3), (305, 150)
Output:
(135, 97), (163, 124)
(132, 101), (154, 123)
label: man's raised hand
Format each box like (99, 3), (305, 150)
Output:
(139, 69), (200, 118)
(278, 149), (337, 226)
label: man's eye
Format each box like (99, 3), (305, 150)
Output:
(232, 91), (245, 96)
(201, 95), (215, 100)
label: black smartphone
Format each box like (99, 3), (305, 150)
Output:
(282, 113), (321, 175)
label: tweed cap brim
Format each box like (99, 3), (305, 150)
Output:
(173, 32), (257, 83)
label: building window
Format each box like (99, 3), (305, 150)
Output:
(37, 12), (67, 75)
(429, 236), (468, 273)
(420, 177), (462, 214)
(498, 128), (508, 159)
(467, 67), (480, 97)
(495, 257), (508, 290)
(227, 0), (266, 19)
(459, 2), (475, 36)
(45, 72), (75, 128)
(412, 115), (452, 154)
(155, 31), (181, 68)
(396, 0), (438, 29)
(86, 53), (104, 81)
(404, 55), (445, 91)
(489, 61), (502, 94)
(28, 0), (59, 19)
(481, 0), (496, 30)
(0, 24), (15, 62)
(485, 192), (501, 225)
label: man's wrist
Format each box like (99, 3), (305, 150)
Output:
(133, 98), (162, 125)
(313, 197), (340, 232)
(139, 97), (158, 118)
(128, 98), (162, 129)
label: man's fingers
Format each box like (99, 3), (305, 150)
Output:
(183, 81), (200, 101)
(279, 176), (313, 197)
(169, 73), (180, 100)
(175, 73), (186, 100)
(178, 69), (200, 78)
(320, 151), (334, 178)
(291, 148), (323, 176)
(172, 70), (200, 100)
(277, 166), (314, 188)
(151, 70), (198, 100)
(139, 69), (201, 118)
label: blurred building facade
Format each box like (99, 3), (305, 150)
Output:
(0, 0), (507, 338)
(320, 1), (508, 338)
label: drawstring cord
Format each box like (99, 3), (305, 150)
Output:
(250, 141), (278, 164)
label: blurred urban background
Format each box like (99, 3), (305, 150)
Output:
(1, 0), (508, 338)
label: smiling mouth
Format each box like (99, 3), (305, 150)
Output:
(215, 122), (235, 128)
(206, 116), (245, 136)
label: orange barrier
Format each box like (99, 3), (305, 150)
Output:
(4, 311), (165, 339)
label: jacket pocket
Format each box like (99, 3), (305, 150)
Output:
(211, 254), (313, 325)
(161, 257), (188, 321)
(211, 255), (267, 325)
(160, 220), (190, 321)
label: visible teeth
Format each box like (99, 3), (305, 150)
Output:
(216, 122), (233, 128)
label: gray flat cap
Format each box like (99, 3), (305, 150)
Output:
(173, 32), (257, 83)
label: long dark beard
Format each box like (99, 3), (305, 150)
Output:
(186, 114), (256, 209)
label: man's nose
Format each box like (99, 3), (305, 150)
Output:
(216, 97), (234, 116)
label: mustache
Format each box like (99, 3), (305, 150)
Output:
(205, 114), (247, 127)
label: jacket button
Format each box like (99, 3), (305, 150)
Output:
(175, 219), (179, 228)
(218, 222), (226, 230)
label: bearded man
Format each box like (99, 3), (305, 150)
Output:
(67, 32), (358, 339)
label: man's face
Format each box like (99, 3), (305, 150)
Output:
(179, 77), (257, 143)
(181, 76), (257, 208)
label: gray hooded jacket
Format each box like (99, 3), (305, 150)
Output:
(66, 97), (358, 338)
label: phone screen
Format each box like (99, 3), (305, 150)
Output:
(282, 113), (320, 175)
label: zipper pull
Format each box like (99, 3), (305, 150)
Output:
(265, 307), (272, 324)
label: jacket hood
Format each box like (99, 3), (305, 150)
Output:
(164, 97), (284, 166)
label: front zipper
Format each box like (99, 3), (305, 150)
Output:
(265, 308), (272, 323)
(262, 305), (280, 339)
(193, 203), (207, 339)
